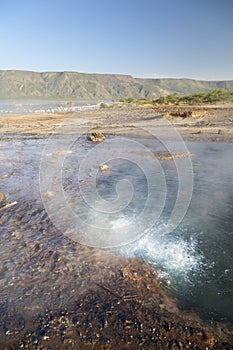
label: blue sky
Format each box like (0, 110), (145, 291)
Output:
(1, 0), (233, 80)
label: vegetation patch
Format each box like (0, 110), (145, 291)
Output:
(121, 89), (233, 107)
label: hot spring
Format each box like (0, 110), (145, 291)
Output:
(1, 134), (233, 325)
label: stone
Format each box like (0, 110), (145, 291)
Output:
(164, 109), (207, 120)
(88, 130), (106, 142)
(99, 164), (110, 172)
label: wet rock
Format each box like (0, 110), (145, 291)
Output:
(88, 130), (106, 142)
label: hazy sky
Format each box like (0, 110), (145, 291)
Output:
(1, 0), (233, 80)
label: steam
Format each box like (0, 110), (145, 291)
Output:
(40, 116), (193, 248)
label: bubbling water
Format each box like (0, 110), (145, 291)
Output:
(115, 226), (204, 285)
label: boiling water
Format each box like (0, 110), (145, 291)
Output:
(1, 136), (233, 324)
(115, 141), (233, 324)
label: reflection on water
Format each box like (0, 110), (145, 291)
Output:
(1, 136), (233, 325)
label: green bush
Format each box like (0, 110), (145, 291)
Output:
(155, 89), (233, 105)
(120, 89), (233, 107)
(100, 102), (108, 108)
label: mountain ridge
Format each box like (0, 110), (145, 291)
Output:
(1, 70), (233, 100)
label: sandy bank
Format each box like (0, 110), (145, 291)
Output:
(1, 104), (233, 142)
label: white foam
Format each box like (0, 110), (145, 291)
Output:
(115, 226), (203, 284)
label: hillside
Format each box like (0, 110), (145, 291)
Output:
(1, 70), (233, 100)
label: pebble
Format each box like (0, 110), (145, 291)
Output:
(99, 164), (110, 172)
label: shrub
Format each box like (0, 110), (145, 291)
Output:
(100, 102), (108, 108)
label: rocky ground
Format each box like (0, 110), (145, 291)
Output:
(1, 104), (233, 349)
(1, 199), (233, 349)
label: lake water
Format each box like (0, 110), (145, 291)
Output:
(0, 100), (102, 114)
(1, 135), (233, 325)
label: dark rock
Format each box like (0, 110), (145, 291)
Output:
(164, 109), (207, 120)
